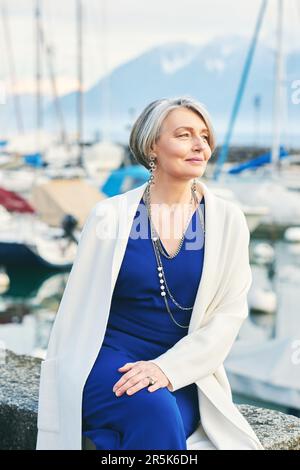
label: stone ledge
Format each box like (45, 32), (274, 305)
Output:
(238, 404), (300, 450)
(1, 350), (300, 450)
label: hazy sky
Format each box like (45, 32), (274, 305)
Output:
(1, 0), (299, 95)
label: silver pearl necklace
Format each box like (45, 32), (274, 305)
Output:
(143, 183), (205, 329)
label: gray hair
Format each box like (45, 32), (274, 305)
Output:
(129, 96), (216, 170)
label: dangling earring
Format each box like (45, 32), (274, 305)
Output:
(148, 155), (157, 185)
(192, 178), (197, 194)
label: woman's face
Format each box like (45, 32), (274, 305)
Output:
(151, 107), (212, 181)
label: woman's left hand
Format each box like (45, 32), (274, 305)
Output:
(112, 361), (171, 397)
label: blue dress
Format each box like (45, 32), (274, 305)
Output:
(82, 194), (205, 450)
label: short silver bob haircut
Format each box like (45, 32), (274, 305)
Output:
(129, 96), (216, 170)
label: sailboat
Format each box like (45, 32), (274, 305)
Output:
(0, 186), (79, 270)
(223, 0), (300, 417)
(207, 0), (300, 229)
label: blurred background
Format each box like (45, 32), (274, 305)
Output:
(0, 0), (299, 418)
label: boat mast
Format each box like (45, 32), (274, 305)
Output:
(35, 0), (42, 150)
(37, 21), (67, 146)
(1, 2), (24, 134)
(100, 0), (110, 142)
(212, 0), (268, 181)
(271, 0), (284, 175)
(77, 0), (84, 166)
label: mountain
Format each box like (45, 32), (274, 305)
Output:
(2, 35), (299, 146)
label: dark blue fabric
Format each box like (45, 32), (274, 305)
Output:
(82, 195), (205, 450)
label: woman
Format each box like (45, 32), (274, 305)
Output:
(36, 97), (264, 450)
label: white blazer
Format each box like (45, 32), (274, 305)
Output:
(36, 180), (264, 450)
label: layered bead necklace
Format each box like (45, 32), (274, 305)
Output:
(143, 182), (205, 329)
